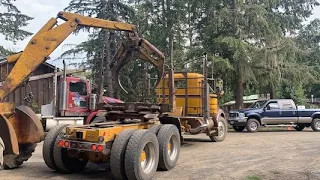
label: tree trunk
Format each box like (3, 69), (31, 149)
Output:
(105, 32), (114, 97)
(270, 83), (275, 99)
(235, 62), (244, 109)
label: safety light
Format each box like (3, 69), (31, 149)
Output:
(58, 140), (64, 147)
(64, 141), (70, 147)
(97, 145), (103, 152)
(91, 144), (97, 151)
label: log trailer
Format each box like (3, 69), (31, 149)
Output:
(1, 11), (181, 180)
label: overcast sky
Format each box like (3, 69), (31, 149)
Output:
(0, 0), (320, 68)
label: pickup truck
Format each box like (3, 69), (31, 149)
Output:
(228, 99), (320, 132)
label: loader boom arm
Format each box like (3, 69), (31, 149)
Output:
(0, 11), (164, 100)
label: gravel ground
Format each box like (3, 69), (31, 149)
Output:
(1, 128), (320, 180)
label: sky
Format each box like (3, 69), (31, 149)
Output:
(0, 0), (320, 68)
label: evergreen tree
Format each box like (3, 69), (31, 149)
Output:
(0, 0), (33, 56)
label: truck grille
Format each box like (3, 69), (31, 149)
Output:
(229, 112), (239, 118)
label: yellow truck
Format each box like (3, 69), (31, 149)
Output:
(156, 57), (227, 142)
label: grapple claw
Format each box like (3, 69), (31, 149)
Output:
(110, 35), (165, 93)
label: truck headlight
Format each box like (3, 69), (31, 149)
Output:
(239, 113), (246, 118)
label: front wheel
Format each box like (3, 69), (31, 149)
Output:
(311, 118), (320, 131)
(210, 117), (228, 142)
(246, 119), (260, 133)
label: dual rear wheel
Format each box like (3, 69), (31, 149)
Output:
(111, 124), (180, 180)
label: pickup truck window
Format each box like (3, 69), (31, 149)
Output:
(281, 103), (296, 110)
(250, 100), (267, 108)
(267, 102), (280, 110)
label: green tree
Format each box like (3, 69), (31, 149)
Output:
(0, 0), (33, 56)
(63, 0), (134, 98)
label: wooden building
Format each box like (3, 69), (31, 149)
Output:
(0, 61), (57, 110)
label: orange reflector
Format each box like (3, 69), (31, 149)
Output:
(97, 145), (103, 152)
(64, 141), (70, 147)
(91, 144), (97, 151)
(58, 140), (64, 147)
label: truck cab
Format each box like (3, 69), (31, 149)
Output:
(40, 74), (123, 131)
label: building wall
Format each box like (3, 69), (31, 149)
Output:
(0, 62), (56, 108)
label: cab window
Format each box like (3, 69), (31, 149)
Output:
(69, 82), (87, 95)
(281, 103), (296, 110)
(266, 102), (280, 110)
(174, 80), (186, 89)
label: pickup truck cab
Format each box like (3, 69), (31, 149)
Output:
(228, 99), (320, 132)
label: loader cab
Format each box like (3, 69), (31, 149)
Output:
(59, 76), (91, 116)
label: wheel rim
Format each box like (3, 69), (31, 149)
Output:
(168, 135), (179, 161)
(140, 142), (156, 174)
(250, 122), (258, 131)
(218, 121), (225, 137)
(316, 121), (320, 130)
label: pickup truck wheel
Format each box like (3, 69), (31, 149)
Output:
(232, 126), (245, 132)
(246, 119), (260, 132)
(311, 118), (320, 131)
(294, 125), (305, 131)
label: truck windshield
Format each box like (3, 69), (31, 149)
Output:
(250, 100), (267, 108)
(70, 82), (87, 95)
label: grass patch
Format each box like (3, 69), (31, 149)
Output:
(246, 175), (262, 180)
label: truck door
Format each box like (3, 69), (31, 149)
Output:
(67, 79), (90, 113)
(261, 101), (281, 125)
(279, 101), (298, 124)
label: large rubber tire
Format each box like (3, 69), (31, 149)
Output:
(311, 118), (320, 131)
(157, 124), (180, 171)
(53, 126), (88, 173)
(110, 129), (137, 180)
(125, 130), (159, 180)
(294, 125), (305, 131)
(246, 119), (260, 133)
(210, 117), (228, 142)
(43, 124), (69, 171)
(232, 126), (245, 132)
(3, 143), (37, 169)
(148, 124), (163, 135)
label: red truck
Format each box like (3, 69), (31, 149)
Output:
(40, 64), (123, 131)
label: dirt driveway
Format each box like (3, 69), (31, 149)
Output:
(1, 128), (320, 180)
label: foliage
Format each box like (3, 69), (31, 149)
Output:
(0, 0), (32, 56)
(58, 0), (320, 105)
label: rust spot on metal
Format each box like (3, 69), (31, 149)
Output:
(0, 114), (19, 155)
(8, 105), (44, 144)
